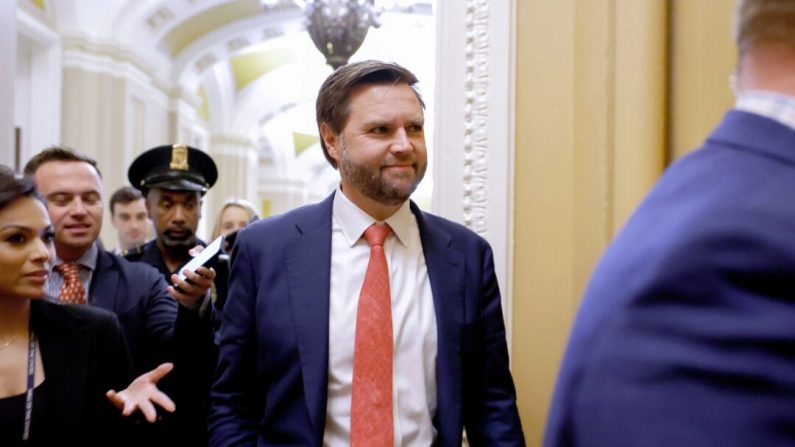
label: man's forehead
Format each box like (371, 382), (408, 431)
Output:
(114, 198), (147, 212)
(347, 84), (423, 117)
(149, 188), (200, 201)
(35, 160), (102, 191)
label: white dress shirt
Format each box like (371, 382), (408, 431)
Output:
(323, 187), (438, 446)
(736, 90), (795, 131)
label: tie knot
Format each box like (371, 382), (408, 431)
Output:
(363, 223), (392, 247)
(56, 262), (80, 278)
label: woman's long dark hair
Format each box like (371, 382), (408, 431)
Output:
(0, 165), (41, 211)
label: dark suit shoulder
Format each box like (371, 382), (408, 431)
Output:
(122, 239), (162, 263)
(31, 301), (127, 354)
(412, 204), (493, 252)
(33, 299), (119, 326)
(418, 208), (479, 237)
(100, 248), (167, 283)
(237, 195), (332, 243)
(121, 243), (147, 262)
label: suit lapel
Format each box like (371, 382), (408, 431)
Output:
(286, 194), (334, 439)
(285, 197), (467, 440)
(412, 203), (465, 441)
(89, 250), (122, 310)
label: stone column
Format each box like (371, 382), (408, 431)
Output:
(206, 134), (259, 237)
(60, 38), (172, 246)
(1, 0), (17, 168)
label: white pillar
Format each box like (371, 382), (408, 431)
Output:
(207, 134), (259, 230)
(1, 0), (17, 169)
(433, 0), (516, 341)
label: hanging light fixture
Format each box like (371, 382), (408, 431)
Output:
(301, 0), (381, 69)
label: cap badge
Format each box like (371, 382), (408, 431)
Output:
(170, 145), (189, 171)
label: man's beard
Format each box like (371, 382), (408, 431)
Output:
(161, 229), (197, 248)
(338, 138), (426, 205)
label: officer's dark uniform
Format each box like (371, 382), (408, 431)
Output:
(124, 238), (199, 280)
(126, 144), (223, 447)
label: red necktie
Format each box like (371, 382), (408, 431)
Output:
(57, 262), (86, 304)
(350, 223), (394, 446)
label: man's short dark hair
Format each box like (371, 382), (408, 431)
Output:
(735, 0), (795, 57)
(23, 145), (103, 179)
(315, 60), (425, 169)
(109, 186), (144, 216)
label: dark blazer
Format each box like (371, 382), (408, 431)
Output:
(91, 248), (211, 446)
(545, 111), (795, 446)
(30, 300), (133, 446)
(91, 248), (181, 374)
(209, 193), (524, 446)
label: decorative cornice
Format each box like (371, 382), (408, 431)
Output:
(61, 35), (174, 98)
(462, 0), (490, 236)
(210, 134), (255, 149)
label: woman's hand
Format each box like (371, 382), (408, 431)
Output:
(106, 362), (176, 423)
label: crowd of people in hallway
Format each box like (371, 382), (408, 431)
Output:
(1, 59), (523, 446)
(3, 0), (795, 445)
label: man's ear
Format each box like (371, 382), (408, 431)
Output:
(320, 123), (341, 162)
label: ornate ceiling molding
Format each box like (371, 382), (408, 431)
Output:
(171, 10), (304, 90)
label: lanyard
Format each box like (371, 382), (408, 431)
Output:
(22, 329), (36, 442)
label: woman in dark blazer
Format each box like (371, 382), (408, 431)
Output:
(0, 166), (173, 446)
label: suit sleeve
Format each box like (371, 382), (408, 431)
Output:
(88, 309), (137, 446)
(208, 234), (260, 446)
(463, 242), (525, 446)
(546, 213), (795, 446)
(140, 270), (179, 367)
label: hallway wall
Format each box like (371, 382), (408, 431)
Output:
(510, 1), (735, 444)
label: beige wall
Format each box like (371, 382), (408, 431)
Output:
(669, 0), (736, 160)
(511, 1), (734, 445)
(1, 0), (16, 168)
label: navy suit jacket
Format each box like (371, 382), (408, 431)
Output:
(209, 193), (524, 446)
(545, 111), (795, 446)
(90, 248), (183, 374)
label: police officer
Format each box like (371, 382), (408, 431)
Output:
(127, 144), (217, 283)
(127, 144), (221, 445)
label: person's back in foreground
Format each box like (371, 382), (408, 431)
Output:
(545, 1), (795, 446)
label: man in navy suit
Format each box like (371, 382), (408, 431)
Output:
(24, 147), (214, 445)
(545, 1), (795, 446)
(209, 60), (524, 446)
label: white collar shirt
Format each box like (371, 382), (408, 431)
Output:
(736, 90), (795, 132)
(323, 186), (438, 446)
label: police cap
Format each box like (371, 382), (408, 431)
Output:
(128, 144), (218, 195)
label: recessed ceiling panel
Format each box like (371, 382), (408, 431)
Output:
(230, 48), (296, 91)
(162, 0), (264, 57)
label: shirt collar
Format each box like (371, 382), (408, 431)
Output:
(332, 184), (413, 248)
(55, 241), (99, 271)
(735, 90), (795, 131)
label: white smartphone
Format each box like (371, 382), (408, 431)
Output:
(174, 234), (224, 285)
